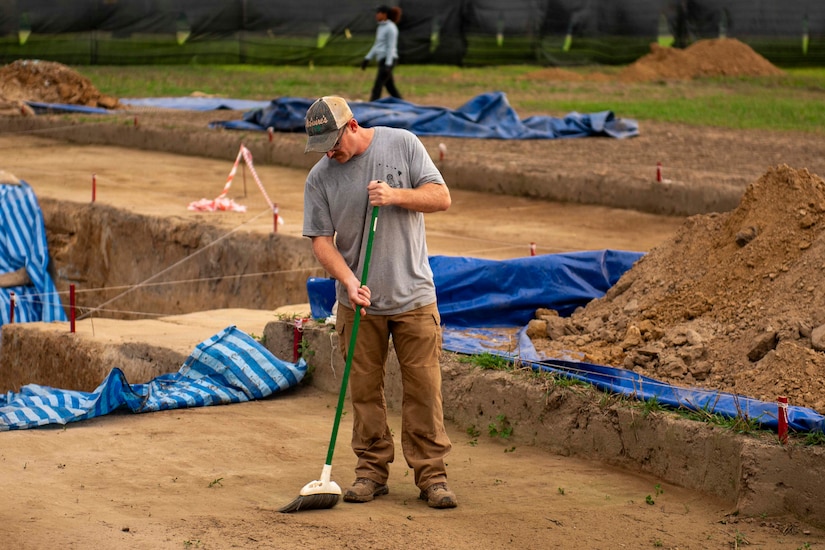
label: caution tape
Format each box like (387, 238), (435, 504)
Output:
(217, 146), (244, 200)
(239, 145), (277, 213)
(188, 144), (283, 224)
(187, 197), (247, 212)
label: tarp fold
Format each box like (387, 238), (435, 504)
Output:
(0, 326), (307, 431)
(210, 91), (640, 139)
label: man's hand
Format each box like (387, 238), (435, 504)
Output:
(367, 180), (394, 207)
(367, 180), (451, 213)
(360, 59), (369, 70)
(347, 282), (371, 314)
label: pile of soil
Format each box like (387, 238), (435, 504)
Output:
(524, 38), (784, 82)
(618, 38), (785, 82)
(0, 59), (119, 115)
(527, 164), (825, 414)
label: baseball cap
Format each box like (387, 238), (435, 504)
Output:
(304, 96), (354, 153)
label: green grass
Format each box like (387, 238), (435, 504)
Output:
(458, 352), (513, 371)
(76, 64), (825, 134)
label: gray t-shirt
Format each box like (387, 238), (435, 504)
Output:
(303, 126), (445, 315)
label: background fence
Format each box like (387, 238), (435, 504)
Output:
(1, 0), (823, 67)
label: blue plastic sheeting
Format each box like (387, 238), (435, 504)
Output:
(305, 251), (825, 434)
(431, 250), (643, 327)
(119, 97), (271, 111)
(25, 101), (112, 115)
(516, 335), (825, 435)
(442, 325), (825, 433)
(304, 250), (641, 326)
(441, 326), (523, 357)
(0, 326), (307, 431)
(1, 181), (67, 325)
(24, 98), (270, 115)
(209, 91), (640, 140)
(307, 276), (336, 320)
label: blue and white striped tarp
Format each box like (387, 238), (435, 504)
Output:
(1, 179), (67, 325)
(0, 325), (307, 431)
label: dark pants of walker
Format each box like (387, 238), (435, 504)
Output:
(370, 61), (402, 102)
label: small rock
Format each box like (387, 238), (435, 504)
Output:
(798, 213), (815, 229)
(688, 360), (712, 381)
(811, 324), (825, 351)
(685, 329), (703, 346)
(622, 299), (639, 315)
(735, 226), (758, 246)
(525, 319), (547, 339)
(638, 319), (663, 340)
(628, 350), (657, 368)
(621, 325), (642, 349)
(585, 317), (604, 334)
(535, 308), (558, 319)
(747, 331), (778, 362)
(661, 355), (686, 376)
(545, 316), (569, 340)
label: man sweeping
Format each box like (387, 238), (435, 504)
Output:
(302, 96), (457, 509)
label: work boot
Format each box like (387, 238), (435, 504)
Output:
(419, 482), (458, 508)
(343, 477), (389, 503)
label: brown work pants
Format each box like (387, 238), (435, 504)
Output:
(336, 302), (452, 491)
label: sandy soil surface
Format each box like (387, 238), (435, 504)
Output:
(0, 384), (792, 550)
(2, 42), (825, 549)
(2, 134), (682, 259)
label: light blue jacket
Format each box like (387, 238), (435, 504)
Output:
(364, 20), (399, 66)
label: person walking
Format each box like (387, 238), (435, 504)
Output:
(302, 96), (457, 509)
(361, 5), (403, 102)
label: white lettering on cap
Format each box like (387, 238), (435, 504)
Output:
(306, 114), (330, 132)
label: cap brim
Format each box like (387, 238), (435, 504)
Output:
(304, 129), (341, 154)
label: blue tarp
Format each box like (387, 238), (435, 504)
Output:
(0, 326), (307, 431)
(431, 250), (643, 327)
(0, 180), (67, 325)
(26, 92), (638, 140)
(25, 101), (112, 115)
(119, 97), (271, 111)
(209, 91), (640, 139)
(25, 97), (270, 114)
(307, 253), (825, 434)
(517, 351), (825, 435)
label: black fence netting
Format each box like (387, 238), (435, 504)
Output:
(0, 0), (822, 66)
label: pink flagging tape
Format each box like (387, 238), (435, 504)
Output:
(188, 197), (247, 212)
(240, 145), (273, 209)
(218, 147), (245, 199)
(187, 145), (284, 224)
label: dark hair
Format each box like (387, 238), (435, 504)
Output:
(376, 5), (402, 23)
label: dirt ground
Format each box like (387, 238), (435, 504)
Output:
(0, 383), (792, 550)
(2, 41), (825, 549)
(1, 134), (683, 258)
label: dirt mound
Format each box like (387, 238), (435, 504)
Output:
(528, 164), (825, 413)
(524, 38), (783, 83)
(0, 59), (119, 113)
(619, 38), (785, 82)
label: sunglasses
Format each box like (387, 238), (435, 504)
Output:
(331, 125), (347, 150)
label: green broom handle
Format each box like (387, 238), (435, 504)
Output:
(325, 205), (379, 466)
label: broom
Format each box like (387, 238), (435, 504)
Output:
(279, 205), (379, 513)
